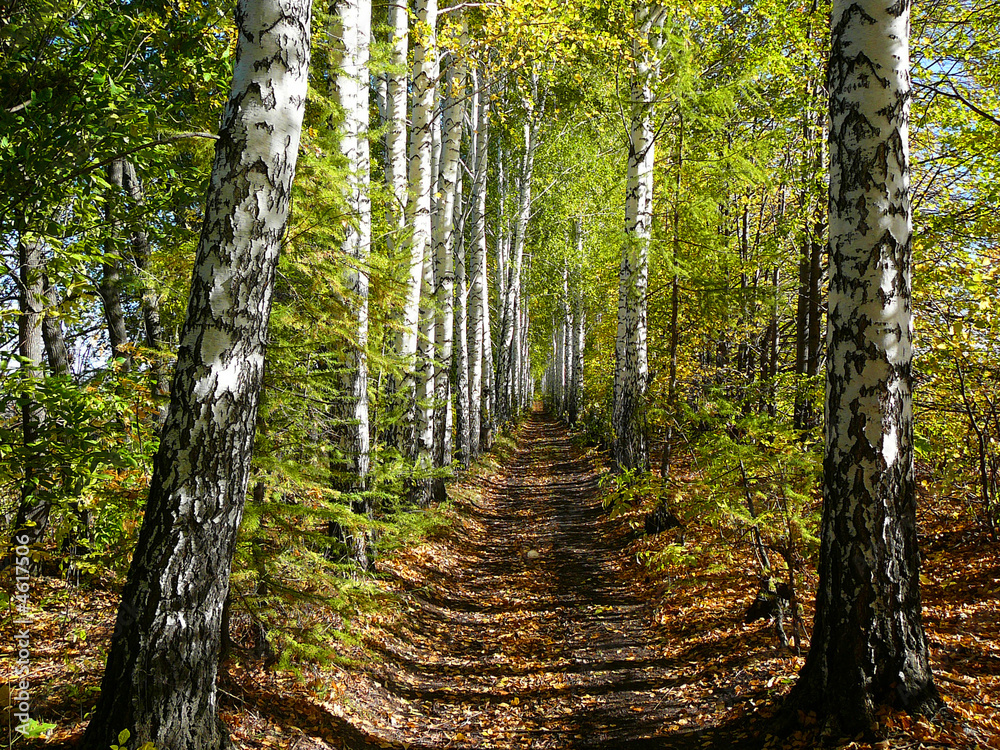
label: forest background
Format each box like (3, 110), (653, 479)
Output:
(1, 0), (999, 746)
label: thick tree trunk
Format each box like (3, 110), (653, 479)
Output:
(782, 0), (939, 735)
(81, 0), (311, 745)
(330, 0), (372, 567)
(405, 0), (437, 504)
(612, 5), (663, 472)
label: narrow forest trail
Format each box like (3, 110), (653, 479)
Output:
(336, 410), (739, 749)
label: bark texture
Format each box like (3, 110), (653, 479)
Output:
(406, 0), (437, 505)
(11, 239), (48, 561)
(81, 0), (311, 745)
(784, 0), (939, 735)
(331, 0), (372, 567)
(612, 5), (664, 472)
(467, 70), (489, 460)
(432, 52), (464, 500)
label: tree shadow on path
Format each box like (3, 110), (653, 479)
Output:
(343, 411), (767, 749)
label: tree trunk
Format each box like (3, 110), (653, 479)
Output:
(397, 0), (436, 471)
(330, 0), (372, 567)
(453, 152), (470, 467)
(120, 159), (170, 403)
(612, 5), (663, 473)
(480, 265), (495, 451)
(782, 0), (939, 735)
(101, 158), (133, 372)
(497, 113), (537, 425)
(10, 238), (48, 566)
(432, 52), (464, 499)
(380, 0), (408, 452)
(42, 274), (72, 378)
(383, 0), (408, 252)
(80, 0), (311, 745)
(567, 219), (585, 427)
(404, 0), (437, 505)
(467, 70), (489, 460)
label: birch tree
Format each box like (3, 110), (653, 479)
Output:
(406, 0), (438, 504)
(497, 112), (538, 424)
(612, 4), (665, 472)
(453, 119), (471, 467)
(782, 0), (940, 734)
(330, 0), (372, 566)
(567, 219), (585, 427)
(432, 50), (465, 499)
(81, 0), (311, 743)
(383, 0), (408, 249)
(467, 70), (489, 460)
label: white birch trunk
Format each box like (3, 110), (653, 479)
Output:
(383, 0), (409, 450)
(480, 266), (495, 450)
(397, 0), (436, 460)
(432, 51), (464, 499)
(81, 0), (311, 744)
(521, 295), (530, 409)
(331, 0), (371, 565)
(568, 219), (585, 427)
(467, 70), (489, 459)
(786, 0), (939, 731)
(406, 0), (437, 502)
(453, 141), (471, 466)
(384, 0), (408, 248)
(497, 117), (536, 424)
(612, 5), (664, 471)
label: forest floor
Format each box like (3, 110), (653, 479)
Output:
(2, 410), (999, 749)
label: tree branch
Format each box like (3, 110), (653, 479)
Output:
(914, 79), (1000, 128)
(3, 132), (219, 216)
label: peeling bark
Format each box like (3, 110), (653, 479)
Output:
(81, 0), (311, 744)
(782, 0), (939, 735)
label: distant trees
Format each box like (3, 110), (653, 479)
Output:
(80, 0), (312, 744)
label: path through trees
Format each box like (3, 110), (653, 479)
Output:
(339, 410), (748, 749)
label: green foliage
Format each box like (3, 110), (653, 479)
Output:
(16, 718), (57, 739)
(0, 365), (158, 572)
(599, 467), (657, 521)
(689, 401), (822, 582)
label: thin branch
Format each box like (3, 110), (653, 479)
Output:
(3, 132), (219, 216)
(914, 79), (1000, 128)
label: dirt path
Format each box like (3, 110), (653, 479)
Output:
(343, 412), (729, 749)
